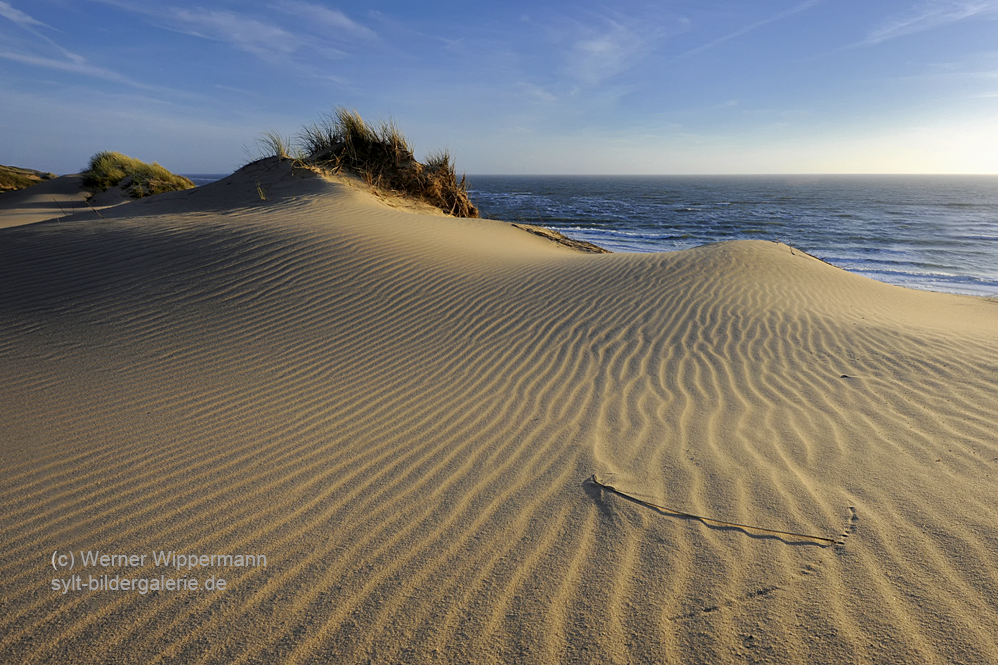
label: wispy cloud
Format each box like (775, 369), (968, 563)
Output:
(0, 1), (50, 29)
(678, 0), (822, 59)
(572, 20), (641, 84)
(93, 0), (373, 65)
(0, 2), (152, 86)
(0, 50), (149, 87)
(0, 0), (81, 61)
(517, 81), (558, 103)
(562, 12), (678, 86)
(157, 8), (301, 59)
(272, 1), (376, 40)
(866, 0), (998, 44)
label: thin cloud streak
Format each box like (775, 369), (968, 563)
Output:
(272, 1), (376, 40)
(562, 11), (679, 86)
(93, 0), (372, 63)
(866, 0), (998, 44)
(677, 0), (822, 60)
(0, 2), (153, 88)
(167, 8), (302, 57)
(0, 0), (87, 63)
(570, 19), (650, 84)
(0, 1), (50, 29)
(0, 50), (151, 88)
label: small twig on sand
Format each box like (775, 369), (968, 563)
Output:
(51, 197), (68, 219)
(589, 474), (841, 546)
(83, 196), (107, 221)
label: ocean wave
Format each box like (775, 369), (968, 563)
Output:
(471, 175), (998, 297)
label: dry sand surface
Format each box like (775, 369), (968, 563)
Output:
(2, 157), (997, 664)
(0, 175), (92, 228)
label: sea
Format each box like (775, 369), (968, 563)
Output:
(184, 173), (998, 298)
(184, 174), (229, 187)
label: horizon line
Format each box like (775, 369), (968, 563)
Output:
(170, 170), (998, 178)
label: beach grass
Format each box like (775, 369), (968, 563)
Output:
(256, 131), (300, 162)
(82, 151), (195, 198)
(290, 108), (478, 218)
(0, 164), (56, 193)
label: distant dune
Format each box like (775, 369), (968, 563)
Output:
(0, 164), (56, 193)
(0, 173), (90, 228)
(1, 157), (996, 664)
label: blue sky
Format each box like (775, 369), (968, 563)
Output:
(2, 0), (997, 175)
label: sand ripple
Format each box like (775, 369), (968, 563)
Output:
(2, 160), (997, 663)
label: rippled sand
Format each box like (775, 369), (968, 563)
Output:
(2, 158), (997, 664)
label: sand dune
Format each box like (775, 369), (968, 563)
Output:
(1, 157), (997, 664)
(0, 174), (92, 228)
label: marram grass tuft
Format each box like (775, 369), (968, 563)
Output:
(82, 151), (194, 198)
(292, 108), (478, 218)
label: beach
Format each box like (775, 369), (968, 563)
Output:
(2, 157), (997, 663)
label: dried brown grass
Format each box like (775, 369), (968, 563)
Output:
(295, 108), (478, 218)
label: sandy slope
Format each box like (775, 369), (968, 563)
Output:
(0, 173), (139, 229)
(1, 158), (996, 664)
(0, 175), (91, 228)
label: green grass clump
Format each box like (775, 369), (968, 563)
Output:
(294, 108), (478, 218)
(256, 131), (302, 161)
(0, 164), (56, 192)
(82, 151), (195, 198)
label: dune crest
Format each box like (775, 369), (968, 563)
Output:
(2, 157), (997, 664)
